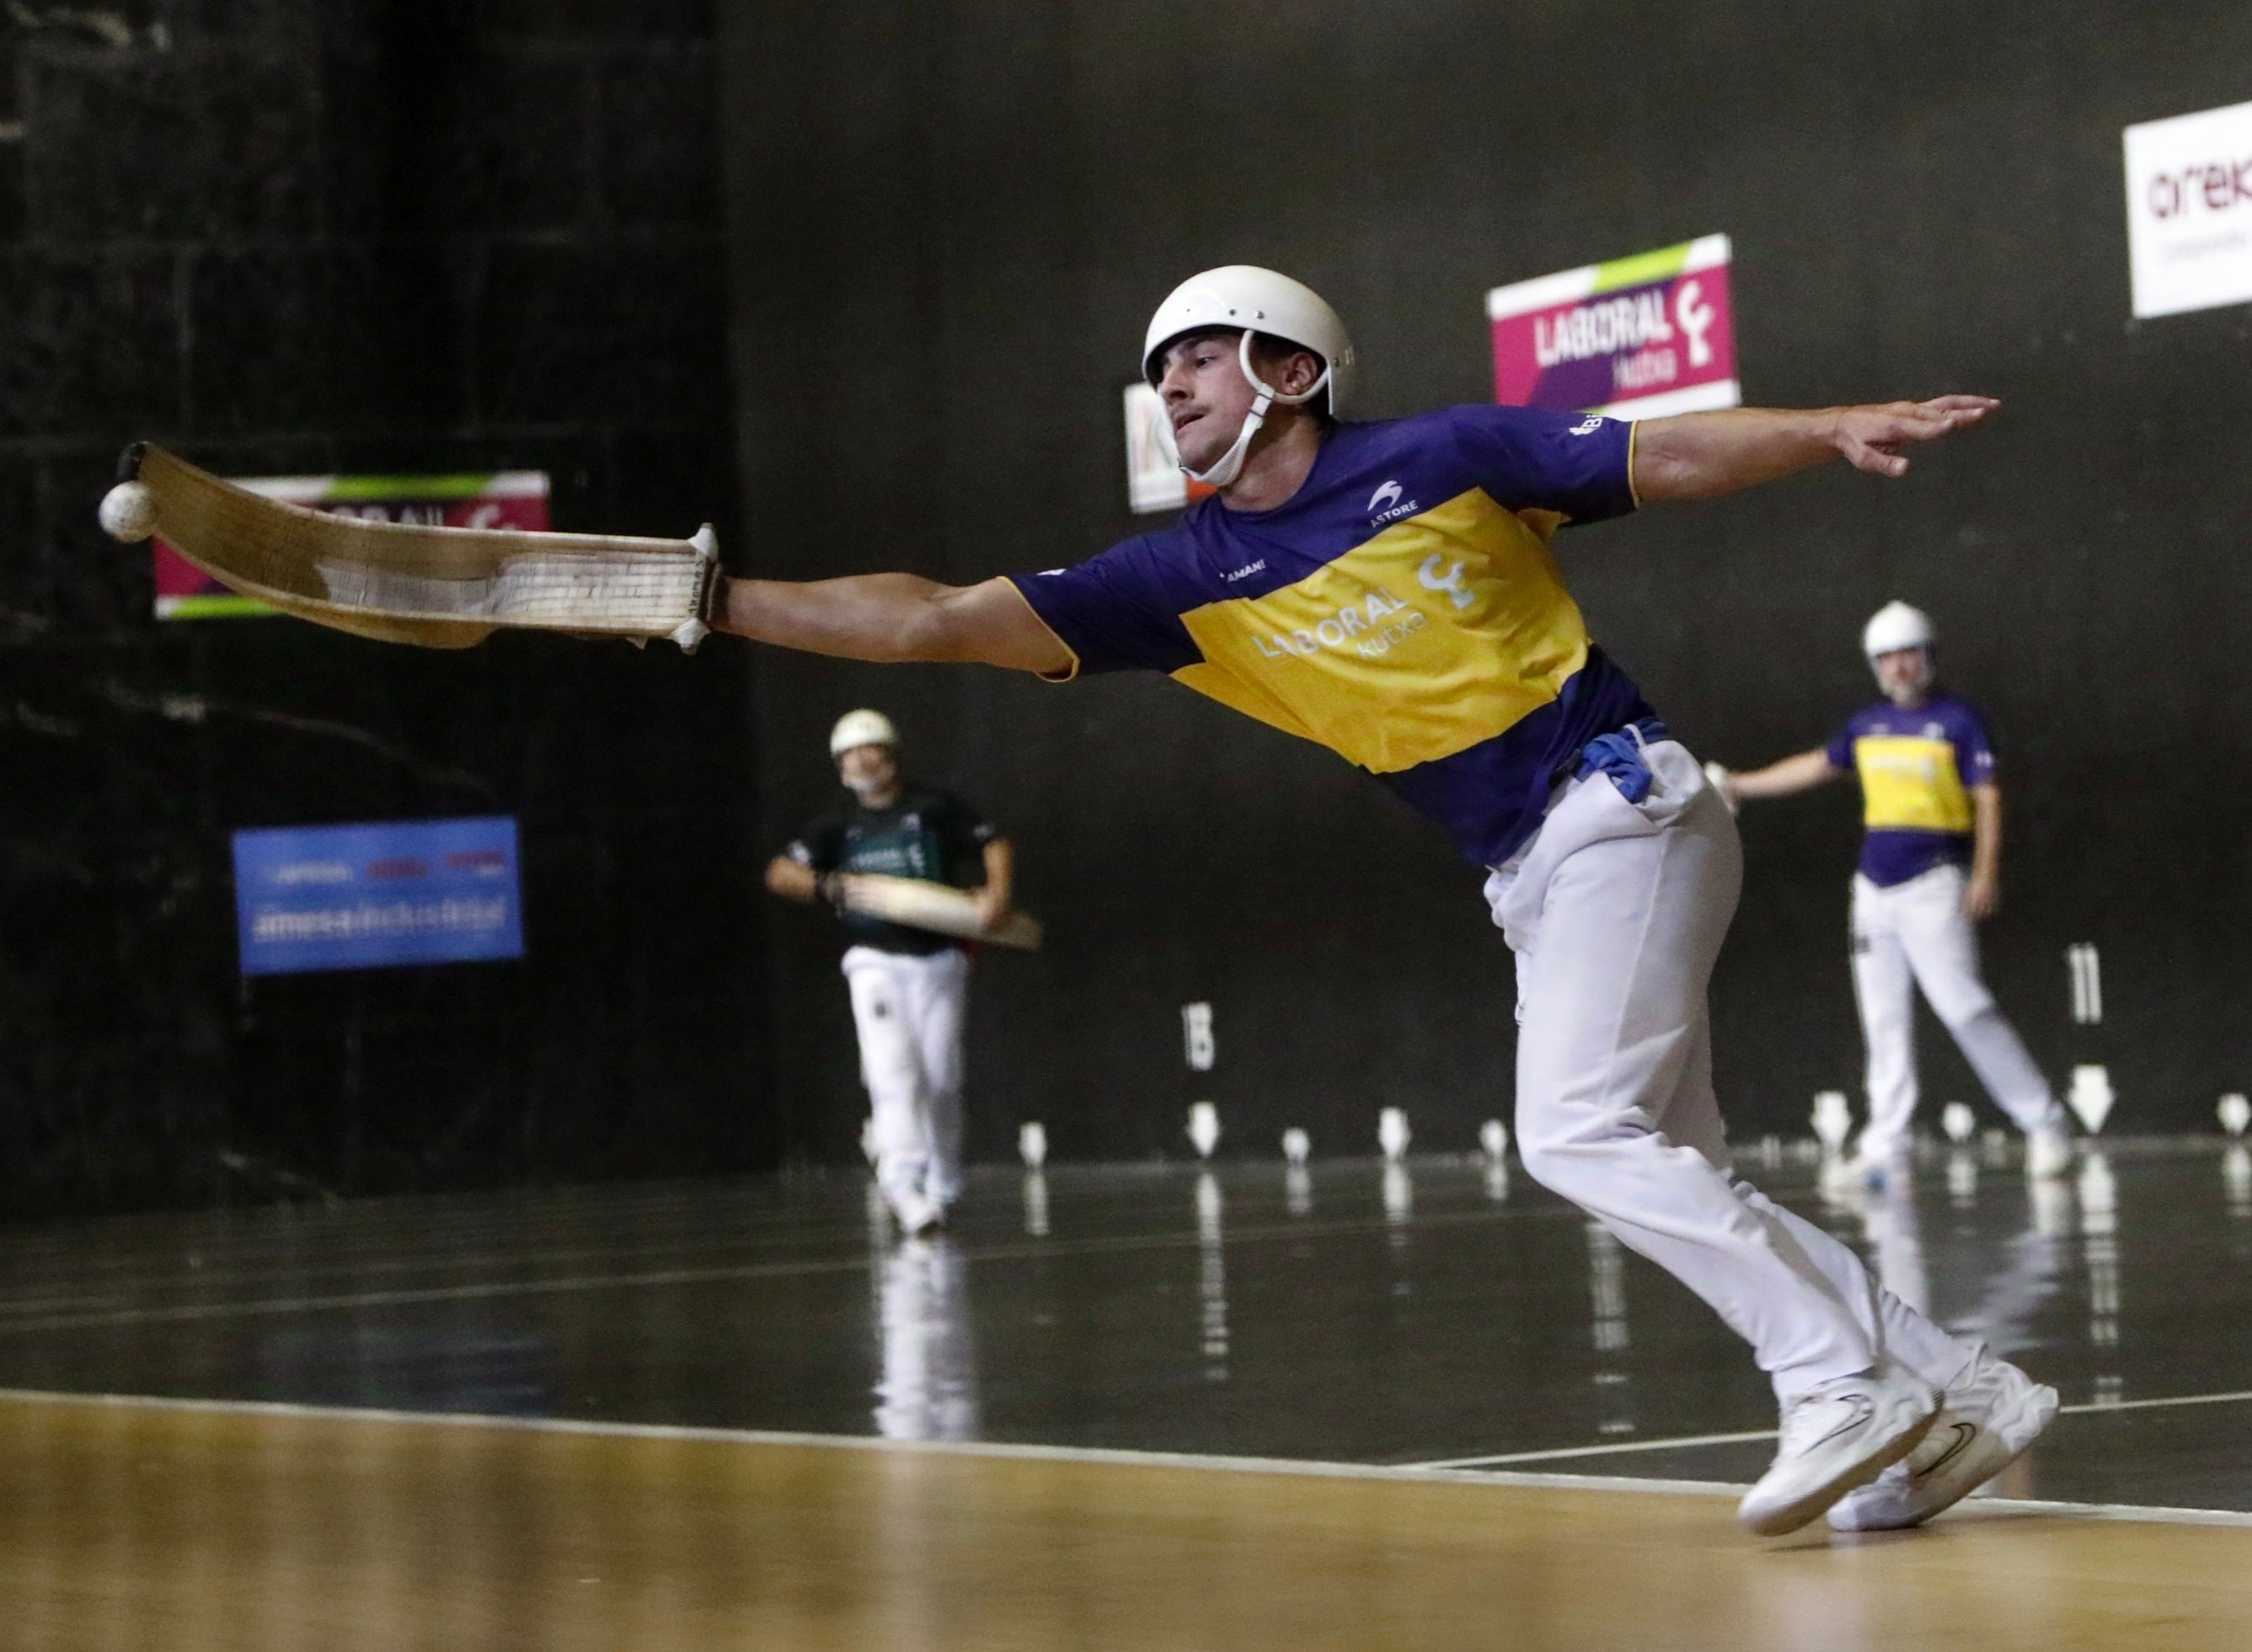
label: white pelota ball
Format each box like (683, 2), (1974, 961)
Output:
(98, 480), (158, 543)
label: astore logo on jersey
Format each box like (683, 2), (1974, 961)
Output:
(1367, 478), (1422, 526)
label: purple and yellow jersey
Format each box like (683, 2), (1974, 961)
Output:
(1824, 694), (1996, 887)
(1007, 405), (1652, 866)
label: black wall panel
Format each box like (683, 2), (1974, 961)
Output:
(0, 1), (764, 1216)
(719, 3), (2252, 1163)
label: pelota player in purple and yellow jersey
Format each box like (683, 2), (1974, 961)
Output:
(1715, 602), (2072, 1186)
(706, 265), (2054, 1536)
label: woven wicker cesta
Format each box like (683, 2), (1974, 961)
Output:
(838, 874), (1043, 950)
(121, 443), (720, 652)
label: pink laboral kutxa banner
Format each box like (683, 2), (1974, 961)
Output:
(1487, 235), (1739, 419)
(152, 470), (551, 619)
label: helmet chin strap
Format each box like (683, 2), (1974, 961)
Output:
(1180, 330), (1330, 490)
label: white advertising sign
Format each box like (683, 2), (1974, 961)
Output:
(2124, 98), (2252, 319)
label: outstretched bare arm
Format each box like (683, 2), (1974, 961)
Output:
(1634, 396), (1999, 501)
(1721, 748), (1844, 806)
(712, 573), (1073, 675)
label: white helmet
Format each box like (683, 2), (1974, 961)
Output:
(1142, 265), (1356, 489)
(829, 708), (898, 757)
(1861, 601), (1935, 659)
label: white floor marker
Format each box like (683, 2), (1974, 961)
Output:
(1186, 1102), (1221, 1159)
(2068, 1065), (2116, 1134)
(1811, 1090), (1853, 1154)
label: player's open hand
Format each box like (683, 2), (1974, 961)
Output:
(1832, 396), (2000, 478)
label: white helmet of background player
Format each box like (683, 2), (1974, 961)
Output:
(1861, 601), (1934, 687)
(1142, 265), (1356, 489)
(829, 708), (898, 758)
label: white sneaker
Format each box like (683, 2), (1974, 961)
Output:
(1737, 1367), (1940, 1536)
(1827, 1347), (2058, 1531)
(2025, 1126), (2073, 1180)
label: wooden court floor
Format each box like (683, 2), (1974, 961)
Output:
(3, 1393), (2249, 1651)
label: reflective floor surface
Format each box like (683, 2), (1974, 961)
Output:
(2, 1139), (2249, 1504)
(4, 1139), (2252, 1646)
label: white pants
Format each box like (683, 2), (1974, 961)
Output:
(1850, 867), (2062, 1162)
(843, 944), (970, 1223)
(1486, 740), (1977, 1401)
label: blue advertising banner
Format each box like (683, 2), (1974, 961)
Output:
(232, 816), (526, 976)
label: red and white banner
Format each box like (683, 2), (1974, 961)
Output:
(1487, 234), (1739, 419)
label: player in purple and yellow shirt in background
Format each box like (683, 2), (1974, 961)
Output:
(1717, 602), (2071, 1186)
(707, 265), (2056, 1537)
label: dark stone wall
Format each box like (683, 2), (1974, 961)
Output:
(719, 3), (2252, 1163)
(0, 2), (763, 1216)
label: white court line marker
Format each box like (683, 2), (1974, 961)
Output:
(1408, 1428), (1779, 1469)
(1405, 1387), (2252, 1470)
(3, 1387), (2250, 1529)
(2057, 1387), (2252, 1416)
(0, 1296), (127, 1315)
